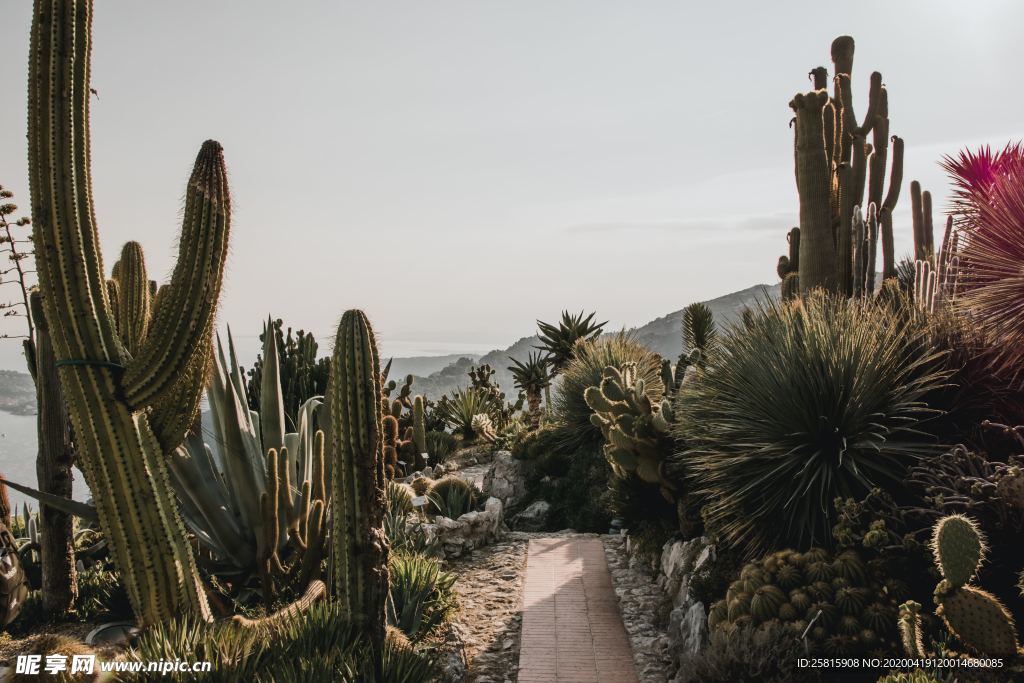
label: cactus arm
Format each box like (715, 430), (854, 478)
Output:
(120, 142), (229, 409)
(113, 241), (151, 357)
(791, 90), (837, 293)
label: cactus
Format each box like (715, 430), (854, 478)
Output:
(412, 396), (427, 455)
(783, 36), (904, 297)
(508, 351), (553, 429)
(245, 319), (331, 431)
(928, 514), (1020, 657)
(27, 0), (230, 625)
(329, 310), (390, 651)
(708, 547), (901, 657)
(585, 363), (676, 496)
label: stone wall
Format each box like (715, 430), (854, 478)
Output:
(421, 496), (505, 559)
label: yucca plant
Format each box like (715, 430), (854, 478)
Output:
(386, 551), (458, 642)
(536, 310), (607, 374)
(508, 351), (552, 429)
(942, 143), (1024, 384)
(675, 292), (950, 558)
(555, 333), (664, 453)
(681, 302), (718, 362)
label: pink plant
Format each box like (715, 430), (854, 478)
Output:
(943, 143), (1024, 384)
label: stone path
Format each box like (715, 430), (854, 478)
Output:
(517, 537), (639, 682)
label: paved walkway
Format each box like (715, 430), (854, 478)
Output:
(517, 537), (638, 682)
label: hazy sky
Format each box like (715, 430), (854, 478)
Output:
(2, 1), (1023, 370)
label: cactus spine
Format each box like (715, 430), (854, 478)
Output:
(28, 0), (228, 625)
(329, 310), (390, 651)
(783, 36), (904, 297)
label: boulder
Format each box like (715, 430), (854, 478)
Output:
(482, 450), (526, 507)
(510, 500), (551, 532)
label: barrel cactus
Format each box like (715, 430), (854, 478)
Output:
(27, 0), (229, 625)
(329, 310), (390, 651)
(708, 547), (902, 657)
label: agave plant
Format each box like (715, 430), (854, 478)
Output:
(675, 292), (950, 558)
(168, 324), (329, 600)
(536, 310), (607, 374)
(942, 143), (1024, 384)
(386, 551), (458, 643)
(433, 387), (502, 439)
(508, 351), (552, 429)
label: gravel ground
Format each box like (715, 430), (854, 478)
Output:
(603, 535), (674, 683)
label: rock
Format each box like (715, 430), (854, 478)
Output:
(510, 500), (550, 531)
(670, 602), (708, 656)
(482, 450), (526, 506)
(422, 497), (505, 560)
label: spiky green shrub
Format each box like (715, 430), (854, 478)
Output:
(608, 474), (678, 561)
(508, 351), (552, 427)
(675, 292), (949, 556)
(386, 552), (458, 642)
(677, 621), (821, 683)
(943, 143), (1024, 384)
(555, 333), (663, 453)
(434, 387), (503, 439)
(536, 310), (606, 374)
(423, 431), (458, 464)
(426, 476), (479, 519)
(387, 482), (415, 517)
(384, 510), (437, 558)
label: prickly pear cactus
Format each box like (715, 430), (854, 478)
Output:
(929, 515), (1020, 657)
(585, 363), (675, 494)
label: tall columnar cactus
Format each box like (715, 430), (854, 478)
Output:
(412, 395), (427, 455)
(783, 36), (904, 297)
(329, 310), (390, 652)
(27, 0), (227, 625)
(928, 515), (1020, 657)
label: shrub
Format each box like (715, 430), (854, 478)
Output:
(555, 333), (663, 453)
(675, 292), (949, 557)
(424, 430), (458, 464)
(511, 424), (565, 461)
(609, 474), (678, 561)
(943, 143), (1024, 384)
(434, 387), (503, 439)
(677, 621), (820, 683)
(387, 481), (416, 517)
(426, 476), (479, 519)
(387, 551), (458, 642)
(384, 510), (437, 558)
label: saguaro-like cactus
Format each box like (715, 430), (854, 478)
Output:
(329, 310), (390, 651)
(783, 36), (904, 297)
(27, 0), (228, 625)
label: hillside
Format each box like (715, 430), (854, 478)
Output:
(0, 370), (36, 416)
(407, 282), (780, 400)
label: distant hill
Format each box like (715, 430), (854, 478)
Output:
(407, 282), (780, 400)
(0, 370), (36, 416)
(387, 354), (480, 381)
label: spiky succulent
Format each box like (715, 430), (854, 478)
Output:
(508, 351), (552, 428)
(536, 310), (607, 374)
(675, 292), (949, 557)
(942, 143), (1024, 384)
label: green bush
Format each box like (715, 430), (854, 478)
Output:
(677, 621), (820, 683)
(609, 474), (678, 561)
(675, 292), (949, 557)
(426, 476), (479, 519)
(387, 551), (458, 642)
(511, 423), (566, 461)
(424, 430), (458, 464)
(128, 601), (437, 682)
(555, 333), (663, 453)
